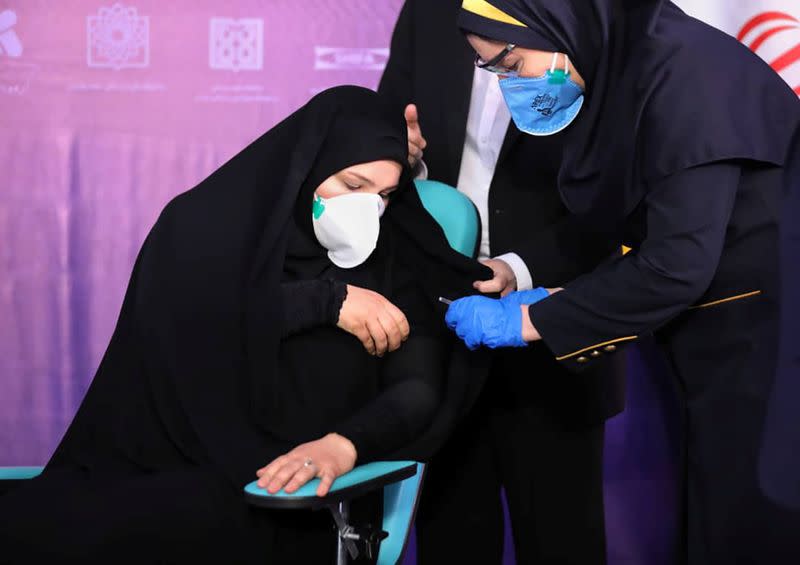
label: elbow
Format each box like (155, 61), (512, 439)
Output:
(672, 266), (716, 306)
(640, 254), (717, 308)
(400, 380), (441, 436)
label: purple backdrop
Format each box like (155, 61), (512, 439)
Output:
(0, 2), (679, 563)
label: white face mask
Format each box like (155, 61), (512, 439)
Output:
(311, 191), (386, 269)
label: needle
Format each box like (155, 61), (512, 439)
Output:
(438, 297), (454, 305)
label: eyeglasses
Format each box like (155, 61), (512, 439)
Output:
(474, 43), (517, 75)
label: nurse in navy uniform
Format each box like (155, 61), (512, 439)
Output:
(444, 1), (800, 563)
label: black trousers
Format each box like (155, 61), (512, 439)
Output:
(416, 364), (607, 565)
(659, 293), (800, 565)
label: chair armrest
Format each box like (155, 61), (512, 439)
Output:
(244, 461), (418, 511)
(0, 466), (44, 480)
(0, 466), (44, 496)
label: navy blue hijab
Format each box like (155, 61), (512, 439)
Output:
(459, 0), (800, 222)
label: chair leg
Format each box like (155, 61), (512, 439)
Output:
(329, 498), (390, 563)
(337, 501), (350, 565)
(330, 500), (358, 564)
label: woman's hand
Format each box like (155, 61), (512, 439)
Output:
(256, 433), (358, 497)
(337, 285), (410, 356)
(405, 104), (427, 168)
(473, 258), (517, 296)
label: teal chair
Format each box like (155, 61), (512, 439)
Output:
(1, 180), (480, 565)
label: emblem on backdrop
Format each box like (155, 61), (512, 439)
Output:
(209, 18), (264, 72)
(0, 10), (38, 95)
(87, 3), (150, 70)
(0, 9), (22, 57)
(313, 47), (389, 71)
(738, 11), (800, 95)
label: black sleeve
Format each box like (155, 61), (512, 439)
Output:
(335, 335), (445, 463)
(513, 214), (621, 288)
(377, 1), (414, 116)
(278, 280), (348, 338)
(528, 162), (741, 371)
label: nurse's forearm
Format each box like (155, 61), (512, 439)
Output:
(523, 163), (740, 369)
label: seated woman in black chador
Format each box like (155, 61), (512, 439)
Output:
(0, 86), (490, 564)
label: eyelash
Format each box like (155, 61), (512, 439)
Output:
(342, 178), (392, 198)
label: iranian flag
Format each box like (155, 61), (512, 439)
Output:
(674, 0), (800, 95)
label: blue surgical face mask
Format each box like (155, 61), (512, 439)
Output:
(498, 53), (584, 137)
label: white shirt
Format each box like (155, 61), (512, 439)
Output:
(418, 68), (533, 290)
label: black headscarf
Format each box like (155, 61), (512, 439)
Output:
(49, 86), (491, 486)
(459, 0), (800, 222)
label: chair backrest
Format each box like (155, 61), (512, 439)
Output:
(375, 182), (477, 564)
(414, 179), (479, 258)
(378, 463), (425, 565)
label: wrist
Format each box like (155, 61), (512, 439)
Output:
(328, 433), (358, 462)
(330, 282), (349, 326)
(520, 305), (541, 342)
(494, 252), (533, 291)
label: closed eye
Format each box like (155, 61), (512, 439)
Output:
(380, 186), (399, 199)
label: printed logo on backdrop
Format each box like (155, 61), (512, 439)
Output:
(209, 18), (263, 72)
(87, 3), (149, 70)
(195, 17), (275, 104)
(0, 9), (22, 57)
(0, 9), (38, 95)
(738, 11), (800, 95)
(71, 4), (162, 92)
(313, 47), (389, 71)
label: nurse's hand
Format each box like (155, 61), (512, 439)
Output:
(405, 104), (427, 168)
(337, 285), (410, 357)
(445, 295), (527, 350)
(499, 287), (551, 307)
(474, 258), (517, 296)
(256, 433), (357, 497)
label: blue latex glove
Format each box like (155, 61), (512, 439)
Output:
(445, 295), (527, 350)
(500, 287), (550, 308)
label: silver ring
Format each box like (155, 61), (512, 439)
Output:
(303, 458), (314, 468)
